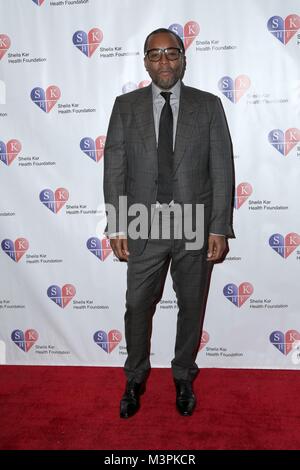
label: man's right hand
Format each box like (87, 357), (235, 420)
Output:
(109, 236), (130, 262)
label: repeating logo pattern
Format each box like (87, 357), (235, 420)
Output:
(32, 0), (45, 5)
(31, 86), (61, 113)
(11, 329), (39, 352)
(168, 21), (200, 49)
(267, 14), (300, 45)
(93, 329), (122, 353)
(47, 284), (76, 308)
(87, 237), (112, 261)
(234, 182), (253, 209)
(268, 128), (300, 156)
(270, 330), (300, 355)
(72, 28), (103, 57)
(199, 331), (209, 351)
(39, 188), (69, 213)
(0, 139), (22, 166)
(218, 75), (251, 103)
(269, 233), (300, 258)
(0, 34), (11, 60)
(223, 282), (254, 307)
(80, 136), (106, 162)
(122, 81), (150, 94)
(1, 238), (29, 262)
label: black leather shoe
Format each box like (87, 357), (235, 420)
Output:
(120, 380), (145, 419)
(174, 379), (196, 416)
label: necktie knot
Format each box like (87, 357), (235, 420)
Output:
(160, 91), (172, 104)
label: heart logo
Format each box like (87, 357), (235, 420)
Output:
(86, 237), (112, 261)
(234, 182), (253, 209)
(0, 139), (22, 166)
(39, 188), (69, 213)
(223, 282), (254, 307)
(32, 0), (45, 5)
(270, 330), (300, 355)
(11, 329), (39, 352)
(199, 331), (209, 351)
(268, 128), (300, 156)
(47, 284), (76, 308)
(122, 80), (150, 94)
(93, 329), (122, 353)
(72, 28), (103, 57)
(1, 238), (29, 262)
(80, 136), (106, 162)
(0, 34), (11, 60)
(168, 21), (200, 49)
(269, 233), (300, 259)
(31, 86), (61, 113)
(267, 15), (300, 45)
(218, 75), (251, 103)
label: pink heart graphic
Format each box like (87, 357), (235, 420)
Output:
(1, 238), (29, 262)
(0, 139), (22, 166)
(47, 284), (76, 308)
(235, 182), (253, 209)
(31, 86), (61, 113)
(0, 34), (11, 60)
(199, 331), (209, 351)
(94, 329), (122, 353)
(270, 330), (300, 355)
(12, 329), (39, 352)
(268, 128), (300, 156)
(223, 282), (254, 307)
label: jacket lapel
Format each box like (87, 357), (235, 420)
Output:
(133, 85), (157, 170)
(173, 83), (199, 175)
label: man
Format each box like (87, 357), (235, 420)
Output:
(104, 28), (234, 418)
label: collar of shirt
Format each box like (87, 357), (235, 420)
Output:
(151, 79), (181, 104)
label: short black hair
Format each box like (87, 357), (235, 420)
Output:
(144, 28), (185, 54)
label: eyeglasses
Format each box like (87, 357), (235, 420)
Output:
(145, 47), (183, 62)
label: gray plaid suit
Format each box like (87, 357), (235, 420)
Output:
(104, 82), (234, 382)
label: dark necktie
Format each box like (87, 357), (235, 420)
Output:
(157, 91), (173, 204)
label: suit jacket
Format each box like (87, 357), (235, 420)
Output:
(103, 82), (234, 256)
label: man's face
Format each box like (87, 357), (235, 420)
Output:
(144, 32), (185, 90)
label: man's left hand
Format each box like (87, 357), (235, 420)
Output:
(207, 234), (227, 262)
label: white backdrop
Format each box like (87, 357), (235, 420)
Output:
(0, 0), (299, 369)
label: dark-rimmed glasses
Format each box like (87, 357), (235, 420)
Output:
(145, 47), (183, 62)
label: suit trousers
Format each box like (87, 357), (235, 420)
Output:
(124, 206), (211, 383)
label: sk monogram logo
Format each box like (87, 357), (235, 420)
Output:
(234, 182), (253, 209)
(270, 330), (300, 355)
(199, 331), (209, 351)
(267, 15), (300, 45)
(1, 238), (29, 262)
(0, 139), (22, 166)
(39, 188), (69, 213)
(31, 86), (61, 113)
(11, 329), (39, 352)
(80, 136), (106, 162)
(93, 330), (122, 353)
(32, 0), (45, 5)
(47, 284), (76, 308)
(87, 237), (112, 261)
(269, 233), (300, 259)
(122, 81), (150, 94)
(218, 75), (251, 103)
(72, 28), (103, 57)
(268, 128), (300, 156)
(168, 21), (200, 49)
(0, 34), (11, 60)
(223, 282), (254, 307)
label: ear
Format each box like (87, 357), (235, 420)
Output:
(144, 56), (149, 71)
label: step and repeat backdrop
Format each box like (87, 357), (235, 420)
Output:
(0, 0), (299, 368)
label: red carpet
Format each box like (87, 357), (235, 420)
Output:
(0, 366), (299, 450)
